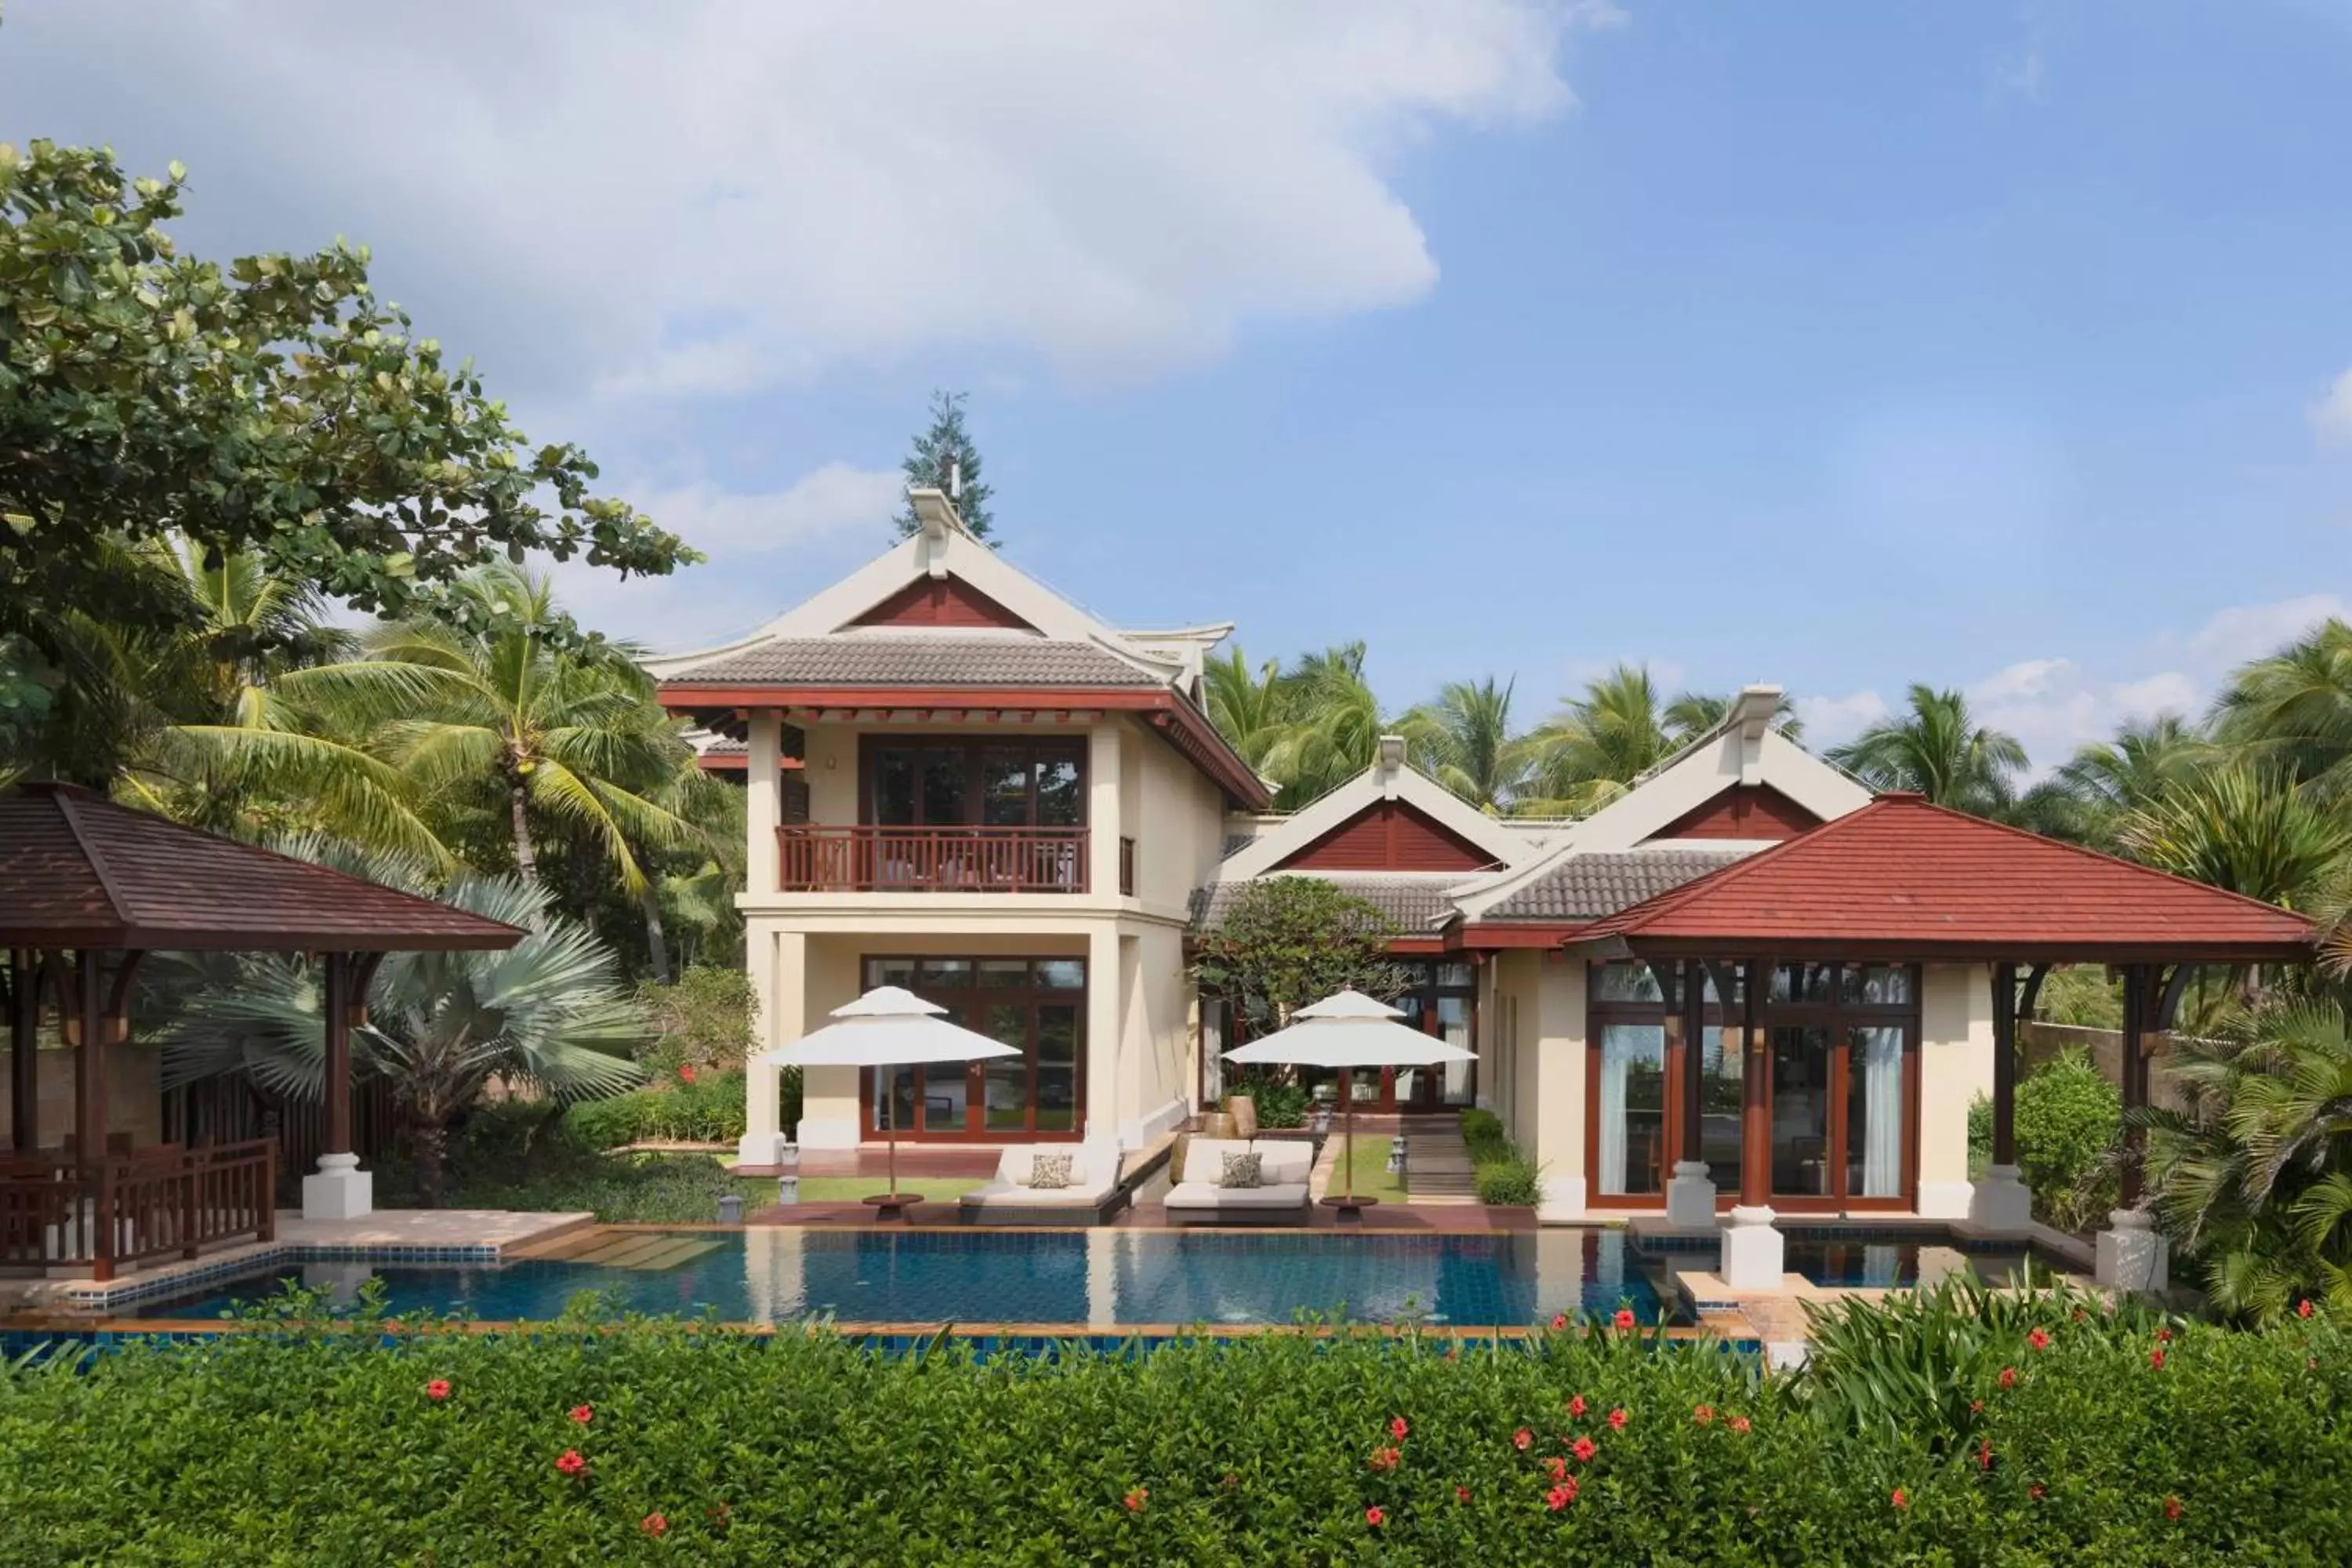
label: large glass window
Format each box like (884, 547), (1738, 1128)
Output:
(1597, 1022), (1668, 1196)
(1760, 963), (1918, 1207)
(1695, 1025), (1744, 1189)
(1769, 1025), (1835, 1196)
(861, 956), (1087, 1139)
(865, 739), (1087, 829)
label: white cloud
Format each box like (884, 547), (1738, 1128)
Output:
(2187, 593), (2351, 671)
(0, 1), (1609, 394)
(636, 464), (904, 557)
(1793, 689), (1889, 749)
(2310, 368), (2352, 445)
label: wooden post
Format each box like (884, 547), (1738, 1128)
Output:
(8, 949), (38, 1152)
(1738, 957), (1772, 1208)
(1991, 962), (2018, 1167)
(71, 950), (113, 1279)
(1677, 960), (1703, 1166)
(321, 953), (352, 1159)
(2118, 964), (2149, 1207)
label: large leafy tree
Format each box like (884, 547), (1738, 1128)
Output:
(1828, 684), (2027, 814)
(0, 140), (692, 779)
(1188, 877), (1409, 1030)
(891, 389), (994, 542)
(160, 868), (648, 1204)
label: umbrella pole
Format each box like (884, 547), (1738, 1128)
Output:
(887, 1068), (899, 1201)
(1343, 1083), (1356, 1204)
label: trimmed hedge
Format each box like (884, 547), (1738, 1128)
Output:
(6, 1293), (2343, 1564)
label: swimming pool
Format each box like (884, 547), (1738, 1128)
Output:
(146, 1228), (1671, 1329)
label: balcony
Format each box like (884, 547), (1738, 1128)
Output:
(779, 825), (1091, 893)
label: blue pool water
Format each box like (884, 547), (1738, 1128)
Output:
(1780, 1239), (2074, 1290)
(147, 1229), (1670, 1329)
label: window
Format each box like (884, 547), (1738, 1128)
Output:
(860, 956), (1087, 1140)
(864, 739), (1087, 828)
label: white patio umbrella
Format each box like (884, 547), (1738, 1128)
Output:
(1222, 989), (1477, 1208)
(757, 986), (1018, 1214)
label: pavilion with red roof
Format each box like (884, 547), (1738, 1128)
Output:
(1564, 792), (2314, 1290)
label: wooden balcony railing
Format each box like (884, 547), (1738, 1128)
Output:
(779, 825), (1091, 893)
(0, 1138), (276, 1282)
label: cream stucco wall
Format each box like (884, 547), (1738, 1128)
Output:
(1486, 951), (1588, 1217)
(1917, 961), (1994, 1218)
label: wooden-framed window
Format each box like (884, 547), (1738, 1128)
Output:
(858, 955), (1087, 1142)
(860, 738), (1086, 829)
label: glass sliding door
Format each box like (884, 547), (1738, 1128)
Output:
(1758, 963), (1919, 1210)
(1695, 1025), (1744, 1190)
(861, 956), (1087, 1140)
(1596, 1023), (1668, 1197)
(1769, 1026), (1834, 1197)
(1846, 1025), (1905, 1199)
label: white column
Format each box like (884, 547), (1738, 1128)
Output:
(2095, 1208), (2170, 1293)
(1087, 722), (1121, 900)
(1664, 1163), (1717, 1229)
(746, 710), (782, 895)
(1967, 1164), (2035, 1233)
(1720, 1204), (1785, 1291)
(1087, 926), (1121, 1146)
(737, 928), (804, 1164)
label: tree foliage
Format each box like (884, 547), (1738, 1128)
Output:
(1828, 684), (2027, 814)
(1189, 877), (1409, 1029)
(891, 388), (994, 542)
(0, 141), (692, 684)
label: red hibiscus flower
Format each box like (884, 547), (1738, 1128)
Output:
(1368, 1446), (1400, 1473)
(1729, 1415), (1751, 1435)
(679, 1063), (697, 1083)
(1891, 1488), (1908, 1511)
(1570, 1436), (1597, 1464)
(2028, 1485), (2045, 1501)
(641, 1513), (668, 1537)
(1567, 1393), (1587, 1417)
(1513, 1427), (1533, 1451)
(1613, 1308), (1636, 1330)
(1606, 1406), (1628, 1431)
(1545, 1456), (1567, 1483)
(2150, 1348), (2166, 1370)
(1365, 1507), (1386, 1529)
(1998, 1366), (2018, 1389)
(2027, 1327), (2051, 1352)
(1550, 1312), (1568, 1331)
(1693, 1404), (1715, 1426)
(1390, 1416), (1409, 1441)
(1546, 1479), (1578, 1511)
(1976, 1440), (1994, 1472)
(2157, 1327), (2172, 1342)
(2165, 1494), (2183, 1523)
(2298, 1298), (2314, 1319)
(1124, 1486), (1148, 1513)
(424, 1378), (451, 1402)
(569, 1403), (593, 1425)
(1455, 1485), (1472, 1504)
(554, 1450), (586, 1476)
(706, 1502), (732, 1529)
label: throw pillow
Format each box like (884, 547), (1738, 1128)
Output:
(1221, 1152), (1264, 1189)
(1028, 1152), (1075, 1190)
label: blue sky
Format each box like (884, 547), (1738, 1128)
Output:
(4, 1), (2348, 769)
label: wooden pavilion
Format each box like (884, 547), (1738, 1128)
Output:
(1568, 792), (2317, 1290)
(0, 783), (520, 1281)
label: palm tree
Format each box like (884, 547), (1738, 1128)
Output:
(1203, 646), (1290, 776)
(160, 869), (648, 1204)
(1401, 677), (1526, 811)
(281, 564), (703, 902)
(2135, 1002), (2352, 1320)
(1258, 642), (1387, 808)
(2212, 619), (2352, 804)
(1516, 663), (1678, 816)
(1828, 684), (2027, 814)
(2059, 714), (2211, 816)
(1661, 689), (1804, 745)
(2114, 767), (2349, 910)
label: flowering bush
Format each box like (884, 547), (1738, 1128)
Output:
(0, 1293), (2344, 1563)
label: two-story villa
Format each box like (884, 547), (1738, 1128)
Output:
(655, 489), (2312, 1288)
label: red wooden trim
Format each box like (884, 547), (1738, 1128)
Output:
(1455, 922), (1590, 949)
(1646, 785), (1820, 843)
(846, 575), (1033, 630)
(1276, 800), (1501, 874)
(778, 826), (1091, 893)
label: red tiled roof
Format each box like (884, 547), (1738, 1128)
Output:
(0, 786), (524, 952)
(1570, 793), (2317, 963)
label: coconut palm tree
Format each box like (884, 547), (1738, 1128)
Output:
(1203, 645), (1290, 775)
(2135, 1001), (2352, 1320)
(1828, 684), (2027, 814)
(1516, 663), (1679, 816)
(2212, 619), (2352, 804)
(1258, 642), (1387, 808)
(1661, 689), (1805, 745)
(1402, 677), (1526, 811)
(159, 869), (648, 1204)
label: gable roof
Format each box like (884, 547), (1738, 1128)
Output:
(660, 637), (1163, 689)
(1190, 872), (1474, 933)
(1477, 847), (1753, 923)
(1216, 740), (1541, 880)
(1570, 793), (2318, 964)
(0, 786), (524, 952)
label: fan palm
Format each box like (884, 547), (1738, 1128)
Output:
(1828, 684), (2027, 814)
(159, 870), (648, 1203)
(2135, 1002), (2352, 1321)
(2212, 619), (2352, 804)
(1401, 677), (1526, 811)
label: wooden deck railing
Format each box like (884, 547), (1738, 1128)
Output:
(778, 826), (1091, 893)
(0, 1139), (276, 1282)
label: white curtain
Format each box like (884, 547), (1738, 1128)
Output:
(1857, 1028), (1903, 1198)
(1598, 1025), (1657, 1197)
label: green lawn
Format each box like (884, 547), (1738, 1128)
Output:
(1327, 1126), (1406, 1202)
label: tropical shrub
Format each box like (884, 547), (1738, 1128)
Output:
(1232, 1074), (1308, 1129)
(565, 1069), (750, 1148)
(1, 1294), (2345, 1564)
(634, 964), (757, 1074)
(1461, 1109), (1543, 1206)
(1964, 1050), (2122, 1233)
